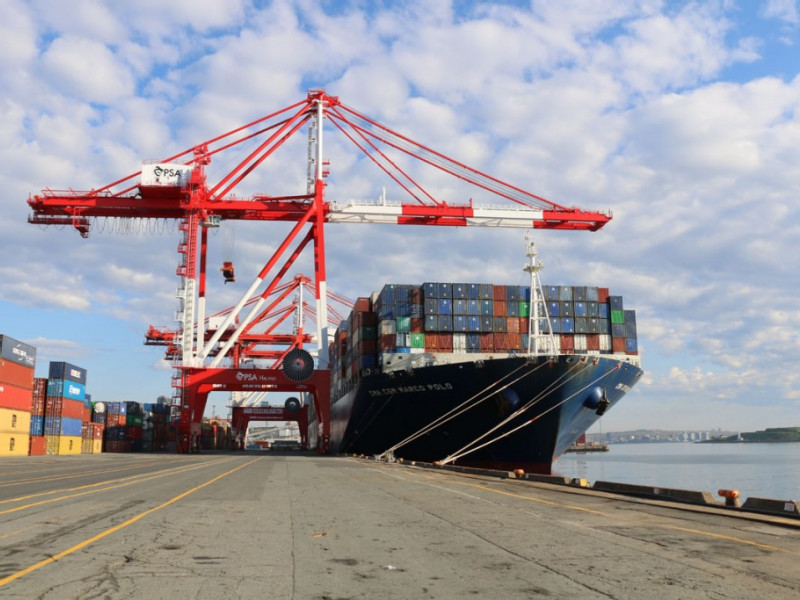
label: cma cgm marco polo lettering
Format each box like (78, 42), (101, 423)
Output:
(323, 237), (643, 474)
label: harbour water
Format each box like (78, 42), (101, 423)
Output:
(553, 442), (800, 502)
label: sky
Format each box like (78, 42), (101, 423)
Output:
(2, 0), (800, 433)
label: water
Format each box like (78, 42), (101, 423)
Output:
(552, 443), (800, 502)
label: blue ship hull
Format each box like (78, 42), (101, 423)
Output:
(330, 354), (642, 474)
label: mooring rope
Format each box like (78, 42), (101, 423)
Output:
(440, 363), (620, 465)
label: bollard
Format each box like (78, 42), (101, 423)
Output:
(514, 469), (525, 479)
(717, 489), (741, 507)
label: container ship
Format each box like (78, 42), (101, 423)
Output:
(325, 240), (643, 474)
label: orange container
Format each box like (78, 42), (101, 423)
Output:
(0, 360), (34, 389)
(29, 435), (47, 455)
(0, 383), (33, 411)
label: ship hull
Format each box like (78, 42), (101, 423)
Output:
(330, 354), (642, 474)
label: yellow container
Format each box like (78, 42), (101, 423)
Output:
(45, 435), (59, 455)
(92, 439), (103, 454)
(0, 407), (31, 434)
(58, 435), (82, 455)
(0, 432), (30, 456)
(81, 438), (93, 454)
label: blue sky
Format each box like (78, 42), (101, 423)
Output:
(2, 0), (800, 432)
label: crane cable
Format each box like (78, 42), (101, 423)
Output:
(380, 359), (546, 460)
(440, 363), (620, 465)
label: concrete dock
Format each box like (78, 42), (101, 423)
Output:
(1, 453), (799, 599)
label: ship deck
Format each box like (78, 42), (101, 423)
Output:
(1, 453), (798, 599)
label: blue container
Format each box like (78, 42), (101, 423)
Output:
(480, 316), (494, 332)
(105, 426), (126, 441)
(452, 283), (468, 299)
(507, 302), (520, 317)
(547, 301), (560, 318)
(437, 283), (452, 299)
(521, 286), (531, 301)
(44, 416), (82, 436)
(0, 334), (37, 368)
(423, 282), (438, 298)
(598, 319), (610, 334)
(549, 318), (561, 334)
(479, 300), (493, 316)
(574, 302), (587, 317)
(587, 302), (599, 318)
(396, 347), (411, 354)
(48, 362), (87, 385)
(612, 323), (626, 337)
(560, 302), (574, 318)
(394, 302), (411, 317)
(357, 354), (376, 369)
(586, 287), (599, 302)
(598, 304), (609, 319)
(410, 304), (424, 318)
(573, 286), (587, 302)
(378, 304), (395, 320)
(92, 412), (107, 425)
(424, 299), (438, 315)
(379, 285), (396, 305)
(467, 316), (481, 332)
(30, 415), (44, 436)
(438, 315), (453, 332)
(453, 299), (467, 315)
(544, 286), (559, 301)
(561, 318), (575, 333)
(506, 286), (522, 302)
(438, 299), (452, 315)
(575, 318), (588, 334)
(46, 379), (86, 401)
(466, 284), (480, 300)
(466, 300), (480, 316)
(608, 296), (624, 310)
(493, 317), (507, 333)
(478, 284), (493, 300)
(425, 315), (438, 331)
(467, 334), (481, 350)
(624, 310), (636, 324)
(453, 315), (467, 332)
(625, 338), (638, 353)
(588, 319), (600, 334)
(625, 322), (637, 338)
(559, 286), (573, 301)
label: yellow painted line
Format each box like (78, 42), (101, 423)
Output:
(662, 524), (796, 554)
(0, 458), (187, 488)
(0, 458), (236, 516)
(0, 458), (229, 505)
(0, 456), (261, 588)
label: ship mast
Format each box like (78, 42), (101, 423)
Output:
(523, 233), (556, 356)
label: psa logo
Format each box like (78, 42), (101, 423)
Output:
(236, 372), (258, 382)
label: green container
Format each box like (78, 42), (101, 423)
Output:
(519, 302), (530, 318)
(396, 316), (411, 332)
(127, 413), (144, 427)
(410, 333), (426, 348)
(610, 309), (625, 324)
(358, 326), (376, 340)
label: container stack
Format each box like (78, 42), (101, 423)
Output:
(81, 422), (104, 454)
(331, 282), (639, 392)
(44, 362), (88, 455)
(29, 377), (47, 455)
(0, 335), (37, 457)
(103, 402), (129, 452)
(125, 402), (144, 451)
(143, 402), (170, 451)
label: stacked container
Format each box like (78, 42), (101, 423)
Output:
(0, 335), (36, 456)
(45, 362), (88, 455)
(330, 282), (639, 397)
(29, 377), (48, 455)
(104, 402), (129, 452)
(125, 402), (144, 451)
(81, 422), (104, 454)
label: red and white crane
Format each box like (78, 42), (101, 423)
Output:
(27, 90), (611, 452)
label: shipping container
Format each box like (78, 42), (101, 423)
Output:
(0, 383), (33, 411)
(0, 432), (29, 456)
(48, 362), (88, 385)
(45, 397), (86, 420)
(30, 414), (44, 436)
(58, 435), (82, 455)
(46, 379), (86, 401)
(0, 407), (31, 433)
(0, 359), (35, 389)
(44, 416), (83, 437)
(29, 435), (46, 456)
(0, 335), (36, 368)
(32, 377), (47, 415)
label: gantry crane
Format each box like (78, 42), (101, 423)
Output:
(27, 90), (611, 453)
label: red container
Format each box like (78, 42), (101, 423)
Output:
(493, 333), (509, 350)
(32, 378), (47, 416)
(479, 333), (494, 351)
(125, 426), (143, 441)
(519, 317), (529, 334)
(0, 383), (33, 411)
(493, 301), (507, 317)
(379, 334), (396, 352)
(508, 335), (522, 350)
(597, 288), (610, 303)
(410, 318), (424, 333)
(0, 360), (34, 389)
(612, 338), (626, 353)
(104, 440), (131, 452)
(83, 407), (92, 422)
(29, 435), (47, 456)
(45, 397), (85, 420)
(493, 286), (506, 301)
(560, 334), (575, 351)
(587, 334), (601, 351)
(355, 297), (371, 312)
(507, 317), (520, 334)
(359, 340), (377, 355)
